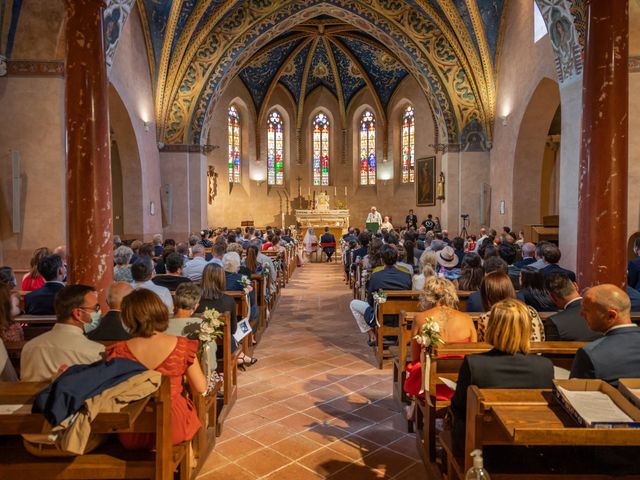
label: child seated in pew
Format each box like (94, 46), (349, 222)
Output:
(106, 288), (207, 448)
(406, 277), (477, 401)
(449, 299), (554, 457)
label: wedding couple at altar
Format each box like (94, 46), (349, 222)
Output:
(302, 226), (336, 262)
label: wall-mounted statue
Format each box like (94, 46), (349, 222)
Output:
(207, 165), (218, 204)
(436, 172), (445, 201)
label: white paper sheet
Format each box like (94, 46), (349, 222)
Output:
(557, 387), (633, 424)
(439, 377), (457, 391)
(553, 366), (570, 380)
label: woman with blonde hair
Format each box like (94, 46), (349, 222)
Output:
(450, 298), (553, 455)
(476, 271), (544, 342)
(21, 247), (50, 291)
(412, 250), (438, 290)
(405, 277), (477, 401)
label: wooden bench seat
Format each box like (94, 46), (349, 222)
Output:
(437, 386), (640, 480)
(0, 377), (189, 480)
(414, 341), (586, 466)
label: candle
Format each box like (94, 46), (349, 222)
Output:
(308, 187), (310, 196)
(344, 186), (347, 196)
(334, 186), (337, 196)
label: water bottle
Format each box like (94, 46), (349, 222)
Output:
(465, 449), (491, 480)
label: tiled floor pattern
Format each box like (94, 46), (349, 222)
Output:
(196, 262), (428, 479)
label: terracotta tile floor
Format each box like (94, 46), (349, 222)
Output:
(196, 262), (428, 479)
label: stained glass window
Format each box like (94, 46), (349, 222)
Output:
(401, 106), (415, 183)
(267, 111), (284, 185)
(228, 106), (241, 183)
(312, 112), (330, 186)
(359, 110), (376, 185)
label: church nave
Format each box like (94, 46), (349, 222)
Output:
(196, 262), (425, 480)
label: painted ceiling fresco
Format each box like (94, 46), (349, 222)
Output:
(1, 0), (526, 146)
(237, 27), (408, 118)
(128, 0), (517, 146)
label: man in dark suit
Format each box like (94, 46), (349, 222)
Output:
(320, 226), (336, 262)
(539, 243), (576, 282)
(405, 209), (417, 230)
(24, 255), (66, 315)
(545, 273), (602, 341)
(513, 242), (536, 268)
(570, 284), (640, 386)
(627, 238), (640, 291)
(87, 282), (133, 341)
(349, 244), (412, 346)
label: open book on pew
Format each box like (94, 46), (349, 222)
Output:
(553, 379), (640, 428)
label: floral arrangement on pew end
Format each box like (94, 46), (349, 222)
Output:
(195, 308), (225, 396)
(414, 317), (443, 352)
(239, 275), (253, 294)
(372, 289), (387, 304)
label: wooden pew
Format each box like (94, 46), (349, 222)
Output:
(392, 311), (415, 408)
(374, 291), (422, 369)
(414, 341), (586, 465)
(190, 379), (222, 473)
(15, 314), (57, 340)
(440, 386), (640, 479)
(0, 377), (190, 480)
(251, 273), (268, 334)
(216, 312), (238, 436)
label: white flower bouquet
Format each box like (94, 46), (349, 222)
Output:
(239, 275), (253, 294)
(372, 289), (387, 304)
(414, 317), (443, 351)
(196, 307), (225, 343)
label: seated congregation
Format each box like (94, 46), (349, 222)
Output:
(344, 225), (640, 477)
(0, 226), (298, 477)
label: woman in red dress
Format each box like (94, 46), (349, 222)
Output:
(21, 247), (50, 292)
(106, 288), (207, 448)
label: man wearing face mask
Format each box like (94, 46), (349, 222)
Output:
(21, 285), (105, 382)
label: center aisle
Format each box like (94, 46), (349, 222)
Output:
(197, 261), (427, 479)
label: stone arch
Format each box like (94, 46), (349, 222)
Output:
(512, 77), (561, 232)
(108, 83), (144, 238)
(168, 1), (474, 147)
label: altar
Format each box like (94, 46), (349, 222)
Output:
(295, 192), (350, 238)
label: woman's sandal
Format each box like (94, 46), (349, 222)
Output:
(237, 353), (258, 371)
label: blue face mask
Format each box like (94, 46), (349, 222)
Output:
(84, 310), (101, 334)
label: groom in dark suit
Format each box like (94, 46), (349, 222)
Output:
(320, 226), (336, 262)
(24, 255), (66, 315)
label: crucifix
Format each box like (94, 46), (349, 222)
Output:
(295, 176), (302, 208)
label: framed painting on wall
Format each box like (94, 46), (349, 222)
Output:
(416, 156), (436, 206)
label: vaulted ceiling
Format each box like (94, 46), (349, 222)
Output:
(0, 0), (510, 146)
(136, 0), (507, 146)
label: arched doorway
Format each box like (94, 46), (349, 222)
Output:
(512, 77), (561, 233)
(108, 84), (144, 238)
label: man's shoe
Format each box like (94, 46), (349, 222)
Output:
(367, 338), (377, 347)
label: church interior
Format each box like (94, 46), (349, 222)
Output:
(1, 0), (640, 479)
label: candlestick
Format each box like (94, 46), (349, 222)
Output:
(344, 186), (347, 196)
(334, 186), (337, 196)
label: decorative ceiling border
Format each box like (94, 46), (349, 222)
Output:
(168, 1), (469, 146)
